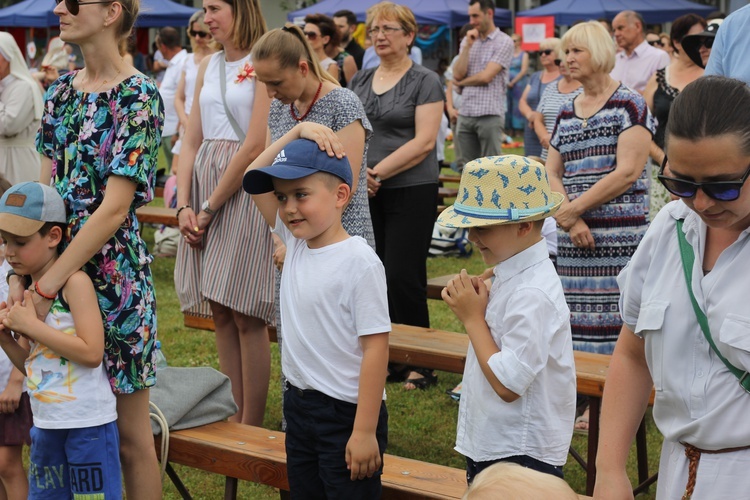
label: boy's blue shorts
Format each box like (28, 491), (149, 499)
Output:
(28, 421), (122, 499)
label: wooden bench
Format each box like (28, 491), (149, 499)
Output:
(156, 421), (593, 499)
(156, 421), (469, 499)
(136, 206), (177, 226)
(182, 313), (654, 494)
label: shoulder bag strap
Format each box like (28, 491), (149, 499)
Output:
(218, 54), (246, 144)
(676, 219), (750, 393)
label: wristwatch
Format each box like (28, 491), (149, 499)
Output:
(201, 200), (216, 216)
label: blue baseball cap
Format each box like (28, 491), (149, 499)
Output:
(243, 139), (353, 195)
(0, 182), (67, 237)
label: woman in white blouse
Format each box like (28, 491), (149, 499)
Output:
(595, 76), (750, 499)
(0, 33), (43, 185)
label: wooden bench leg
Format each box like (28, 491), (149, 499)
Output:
(165, 462), (193, 500)
(224, 477), (238, 500)
(586, 397), (601, 496)
(633, 416), (659, 496)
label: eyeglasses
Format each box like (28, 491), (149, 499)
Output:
(189, 30), (210, 39)
(54, 0), (113, 16)
(540, 49), (554, 56)
(367, 26), (403, 37)
(658, 156), (750, 201)
(647, 40), (663, 47)
(554, 59), (562, 66)
(303, 31), (319, 41)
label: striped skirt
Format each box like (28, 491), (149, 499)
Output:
(175, 139), (275, 323)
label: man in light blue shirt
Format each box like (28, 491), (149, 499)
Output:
(705, 4), (750, 82)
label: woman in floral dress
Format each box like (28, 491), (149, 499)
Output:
(29, 0), (163, 497)
(175, 0), (274, 426)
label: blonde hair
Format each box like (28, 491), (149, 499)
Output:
(113, 0), (139, 55)
(462, 463), (578, 500)
(188, 11), (210, 52)
(560, 21), (616, 74)
(365, 1), (418, 47)
(539, 37), (560, 52)
(222, 0), (266, 52)
(251, 24), (339, 86)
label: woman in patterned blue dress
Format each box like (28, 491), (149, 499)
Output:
(547, 21), (654, 354)
(28, 0), (163, 496)
(546, 21), (654, 432)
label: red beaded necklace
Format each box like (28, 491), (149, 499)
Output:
(290, 82), (323, 122)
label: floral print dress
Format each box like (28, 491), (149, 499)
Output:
(36, 72), (164, 394)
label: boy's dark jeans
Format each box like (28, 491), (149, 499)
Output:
(465, 454), (564, 484)
(284, 384), (388, 499)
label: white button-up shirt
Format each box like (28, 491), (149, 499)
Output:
(619, 200), (750, 450)
(455, 239), (576, 465)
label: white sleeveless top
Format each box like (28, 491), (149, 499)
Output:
(183, 54), (201, 116)
(26, 292), (117, 429)
(199, 51), (255, 140)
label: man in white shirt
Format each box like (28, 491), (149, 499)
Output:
(610, 10), (670, 93)
(157, 27), (188, 170)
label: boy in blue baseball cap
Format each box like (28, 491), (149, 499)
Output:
(437, 155), (576, 483)
(0, 182), (121, 499)
(244, 138), (390, 499)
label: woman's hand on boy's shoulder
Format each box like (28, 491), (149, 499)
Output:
(441, 269), (489, 326)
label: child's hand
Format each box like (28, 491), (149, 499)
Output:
(4, 291), (41, 337)
(441, 269), (489, 326)
(345, 430), (382, 481)
(0, 379), (22, 414)
(296, 123), (345, 159)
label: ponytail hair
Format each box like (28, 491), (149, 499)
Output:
(251, 23), (340, 86)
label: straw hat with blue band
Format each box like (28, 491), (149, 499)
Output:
(437, 155), (564, 228)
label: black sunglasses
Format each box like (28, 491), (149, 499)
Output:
(648, 40), (663, 47)
(55, 0), (113, 15)
(554, 59), (562, 66)
(699, 37), (714, 49)
(540, 49), (554, 56)
(189, 30), (210, 38)
(658, 156), (750, 201)
(303, 31), (319, 41)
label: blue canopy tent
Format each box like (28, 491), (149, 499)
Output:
(288, 0), (512, 28)
(0, 0), (198, 27)
(517, 0), (715, 25)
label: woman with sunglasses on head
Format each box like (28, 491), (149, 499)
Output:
(545, 21), (654, 433)
(643, 14), (706, 216)
(28, 0), (163, 497)
(175, 0), (274, 428)
(303, 13), (341, 83)
(532, 51), (581, 162)
(350, 1), (444, 391)
(517, 37), (560, 159)
(172, 11), (216, 173)
(595, 76), (750, 500)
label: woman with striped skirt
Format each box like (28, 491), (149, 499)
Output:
(175, 0), (274, 426)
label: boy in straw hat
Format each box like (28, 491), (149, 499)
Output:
(438, 155), (576, 483)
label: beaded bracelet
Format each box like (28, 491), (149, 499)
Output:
(176, 205), (191, 218)
(34, 281), (56, 300)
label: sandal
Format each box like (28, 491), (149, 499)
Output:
(574, 409), (589, 435)
(386, 364), (410, 383)
(403, 370), (438, 391)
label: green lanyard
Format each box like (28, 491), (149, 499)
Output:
(676, 219), (750, 393)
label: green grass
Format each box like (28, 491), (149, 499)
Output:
(146, 140), (662, 498)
